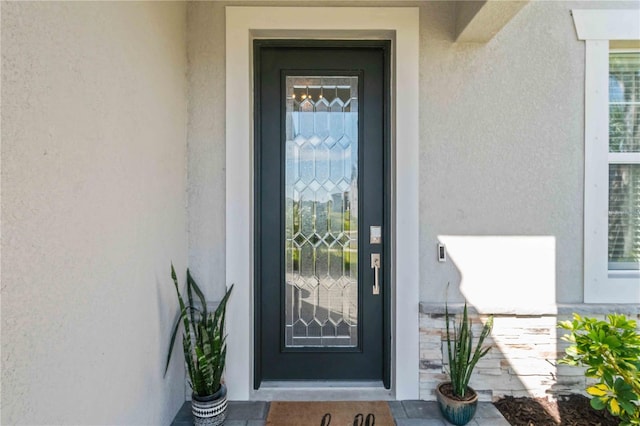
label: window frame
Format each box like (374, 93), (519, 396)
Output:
(572, 9), (640, 303)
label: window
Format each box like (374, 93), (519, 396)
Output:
(572, 9), (640, 303)
(608, 52), (640, 272)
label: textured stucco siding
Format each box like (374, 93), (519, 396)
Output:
(420, 0), (638, 307)
(1, 2), (188, 424)
(187, 1), (227, 302)
(424, 0), (606, 306)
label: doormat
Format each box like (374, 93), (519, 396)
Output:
(266, 401), (394, 425)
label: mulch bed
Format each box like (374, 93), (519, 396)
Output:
(494, 394), (618, 426)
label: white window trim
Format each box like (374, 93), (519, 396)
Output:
(572, 10), (640, 303)
(224, 7), (420, 400)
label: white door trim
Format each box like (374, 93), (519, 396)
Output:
(225, 6), (420, 400)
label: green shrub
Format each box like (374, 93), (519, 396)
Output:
(559, 313), (640, 425)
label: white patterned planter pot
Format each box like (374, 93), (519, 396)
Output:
(191, 385), (228, 426)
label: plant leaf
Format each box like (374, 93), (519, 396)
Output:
(591, 397), (607, 411)
(166, 264), (192, 376)
(188, 269), (208, 320)
(587, 384), (609, 397)
(164, 313), (182, 376)
(610, 398), (621, 416)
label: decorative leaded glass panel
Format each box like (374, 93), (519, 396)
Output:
(284, 76), (359, 347)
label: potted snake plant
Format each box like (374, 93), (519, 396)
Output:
(436, 303), (493, 426)
(165, 264), (234, 426)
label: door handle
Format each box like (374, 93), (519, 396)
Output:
(371, 253), (381, 295)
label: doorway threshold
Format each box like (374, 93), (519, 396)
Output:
(251, 381), (393, 401)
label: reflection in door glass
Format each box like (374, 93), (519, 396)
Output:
(284, 76), (359, 347)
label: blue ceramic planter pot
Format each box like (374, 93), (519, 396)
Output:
(435, 382), (478, 426)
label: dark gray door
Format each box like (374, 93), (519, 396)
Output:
(254, 41), (390, 388)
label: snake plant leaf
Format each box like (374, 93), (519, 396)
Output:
(196, 345), (213, 392)
(187, 270), (197, 336)
(165, 313), (182, 376)
(183, 334), (198, 392)
(188, 269), (208, 320)
(213, 345), (227, 392)
(213, 285), (233, 329)
(165, 264), (191, 376)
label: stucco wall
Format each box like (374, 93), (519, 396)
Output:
(187, 2), (227, 301)
(1, 2), (188, 424)
(420, 0), (583, 307)
(419, 0), (638, 309)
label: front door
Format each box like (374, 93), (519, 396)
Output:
(254, 41), (390, 388)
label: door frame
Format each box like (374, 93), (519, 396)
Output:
(253, 40), (392, 388)
(225, 6), (420, 400)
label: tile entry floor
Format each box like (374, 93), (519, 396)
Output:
(171, 400), (510, 426)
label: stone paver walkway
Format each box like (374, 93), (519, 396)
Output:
(171, 400), (510, 425)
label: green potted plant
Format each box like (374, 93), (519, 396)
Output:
(165, 264), (234, 426)
(436, 303), (494, 426)
(559, 313), (640, 425)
